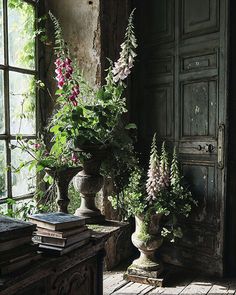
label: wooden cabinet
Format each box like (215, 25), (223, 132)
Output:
(0, 241), (104, 295)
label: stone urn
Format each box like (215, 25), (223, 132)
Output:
(126, 213), (163, 284)
(45, 167), (81, 213)
(72, 144), (107, 223)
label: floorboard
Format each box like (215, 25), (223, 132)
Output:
(104, 271), (236, 295)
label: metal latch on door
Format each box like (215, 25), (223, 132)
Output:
(197, 144), (215, 153)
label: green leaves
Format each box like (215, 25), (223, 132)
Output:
(125, 123), (137, 130)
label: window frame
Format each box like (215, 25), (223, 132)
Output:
(0, 0), (41, 207)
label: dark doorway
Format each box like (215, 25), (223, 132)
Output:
(132, 0), (230, 276)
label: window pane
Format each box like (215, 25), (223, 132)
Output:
(11, 140), (36, 197)
(0, 203), (7, 214)
(0, 141), (6, 198)
(0, 70), (4, 133)
(8, 1), (35, 69)
(9, 72), (36, 135)
(13, 198), (36, 219)
(0, 0), (3, 64)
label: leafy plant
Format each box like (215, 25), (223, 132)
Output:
(12, 9), (138, 214)
(47, 10), (137, 153)
(109, 134), (197, 243)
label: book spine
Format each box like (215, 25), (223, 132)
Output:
(33, 235), (66, 247)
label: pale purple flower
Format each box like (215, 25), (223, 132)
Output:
(146, 134), (161, 202)
(112, 10), (137, 83)
(159, 142), (170, 189)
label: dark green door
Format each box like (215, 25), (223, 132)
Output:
(133, 0), (228, 276)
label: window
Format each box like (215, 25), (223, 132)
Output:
(0, 0), (38, 210)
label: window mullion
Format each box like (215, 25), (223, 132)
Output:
(3, 0), (12, 206)
(1, 0), (39, 208)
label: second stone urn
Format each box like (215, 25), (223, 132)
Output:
(72, 145), (107, 223)
(45, 167), (81, 214)
(126, 213), (163, 286)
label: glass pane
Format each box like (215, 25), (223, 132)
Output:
(0, 70), (4, 133)
(0, 203), (8, 214)
(13, 198), (36, 219)
(11, 140), (36, 197)
(9, 72), (36, 135)
(0, 141), (6, 198)
(0, 0), (3, 64)
(8, 0), (35, 69)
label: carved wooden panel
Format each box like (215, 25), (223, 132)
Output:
(180, 0), (219, 39)
(145, 0), (174, 44)
(181, 79), (217, 138)
(51, 257), (97, 295)
(181, 51), (218, 73)
(142, 85), (174, 139)
(146, 57), (173, 77)
(17, 279), (48, 295)
(182, 162), (219, 225)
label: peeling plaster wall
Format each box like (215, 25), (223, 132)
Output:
(45, 0), (101, 87)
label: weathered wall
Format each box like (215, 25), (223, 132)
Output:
(45, 0), (101, 87)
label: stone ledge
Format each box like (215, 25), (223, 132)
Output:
(88, 220), (135, 270)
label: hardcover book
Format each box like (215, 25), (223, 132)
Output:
(0, 236), (33, 253)
(33, 229), (91, 247)
(29, 212), (86, 231)
(0, 215), (35, 242)
(36, 225), (87, 238)
(38, 238), (90, 256)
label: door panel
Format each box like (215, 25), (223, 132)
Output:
(182, 162), (218, 225)
(180, 0), (220, 38)
(134, 0), (228, 276)
(181, 51), (218, 73)
(181, 79), (217, 137)
(145, 85), (174, 139)
(145, 0), (175, 44)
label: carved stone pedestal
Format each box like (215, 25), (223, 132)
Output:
(73, 172), (105, 224)
(45, 167), (81, 213)
(125, 214), (164, 286)
(73, 146), (106, 223)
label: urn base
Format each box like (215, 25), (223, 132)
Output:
(127, 259), (163, 279)
(131, 255), (163, 273)
(74, 208), (105, 224)
(124, 272), (164, 287)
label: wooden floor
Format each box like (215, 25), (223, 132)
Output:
(103, 271), (236, 295)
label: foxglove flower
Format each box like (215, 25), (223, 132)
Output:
(33, 143), (41, 150)
(112, 9), (137, 83)
(159, 142), (170, 188)
(146, 133), (161, 202)
(54, 56), (74, 89)
(170, 147), (181, 190)
(71, 152), (78, 163)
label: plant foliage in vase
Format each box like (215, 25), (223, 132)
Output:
(109, 133), (197, 243)
(48, 10), (137, 152)
(13, 9), (138, 213)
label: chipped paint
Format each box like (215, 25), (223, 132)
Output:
(195, 105), (200, 114)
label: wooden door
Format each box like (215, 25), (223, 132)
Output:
(132, 0), (228, 276)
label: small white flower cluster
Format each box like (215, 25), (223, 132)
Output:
(146, 135), (170, 203)
(112, 9), (138, 83)
(146, 135), (161, 202)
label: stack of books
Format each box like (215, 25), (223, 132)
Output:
(30, 212), (90, 255)
(0, 215), (39, 275)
